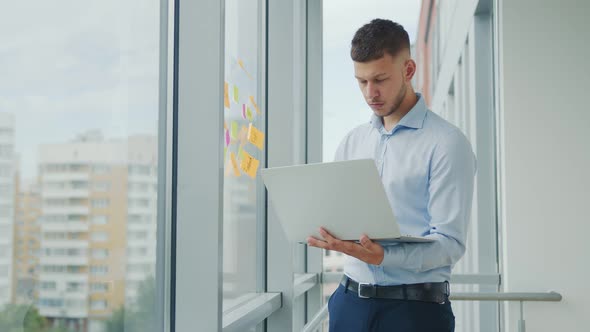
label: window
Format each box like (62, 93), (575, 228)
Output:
(91, 199), (110, 209)
(90, 282), (109, 293)
(90, 300), (108, 310)
(92, 165), (111, 174)
(3, 0), (162, 328)
(128, 231), (147, 240)
(222, 0), (266, 308)
(92, 215), (109, 225)
(40, 281), (57, 290)
(90, 266), (109, 276)
(93, 181), (111, 191)
(92, 249), (109, 259)
(91, 232), (109, 242)
(44, 232), (66, 240)
(66, 282), (84, 292)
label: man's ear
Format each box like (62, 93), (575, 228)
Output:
(405, 59), (417, 82)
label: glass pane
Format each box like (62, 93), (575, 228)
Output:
(223, 0), (265, 312)
(321, 1), (420, 329)
(0, 1), (162, 332)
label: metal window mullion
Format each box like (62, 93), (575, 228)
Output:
(173, 0), (225, 331)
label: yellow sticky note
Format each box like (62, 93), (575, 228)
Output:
(238, 125), (248, 146)
(249, 96), (260, 114)
(247, 124), (265, 150)
(230, 152), (241, 176)
(240, 150), (260, 179)
(231, 121), (238, 139)
(224, 82), (230, 108)
(233, 85), (239, 103)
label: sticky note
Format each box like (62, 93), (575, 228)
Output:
(240, 150), (260, 179)
(224, 82), (230, 108)
(238, 125), (248, 146)
(223, 147), (227, 163)
(238, 146), (245, 160)
(238, 58), (254, 80)
(242, 104), (247, 119)
(231, 121), (238, 139)
(247, 124), (264, 150)
(233, 85), (239, 103)
(246, 106), (253, 121)
(249, 96), (260, 114)
(224, 121), (228, 130)
(225, 129), (230, 146)
(230, 152), (241, 176)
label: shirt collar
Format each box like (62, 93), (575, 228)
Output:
(370, 93), (427, 132)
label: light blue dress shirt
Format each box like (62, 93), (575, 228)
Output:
(334, 93), (476, 286)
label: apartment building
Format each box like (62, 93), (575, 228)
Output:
(0, 112), (15, 308)
(37, 132), (157, 331)
(12, 177), (42, 305)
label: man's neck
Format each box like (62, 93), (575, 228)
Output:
(382, 92), (418, 132)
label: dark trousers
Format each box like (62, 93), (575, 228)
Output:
(328, 284), (455, 332)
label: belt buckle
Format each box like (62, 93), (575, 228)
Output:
(358, 283), (373, 299)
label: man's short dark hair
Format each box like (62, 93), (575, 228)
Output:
(351, 19), (410, 62)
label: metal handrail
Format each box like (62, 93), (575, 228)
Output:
(301, 291), (563, 332)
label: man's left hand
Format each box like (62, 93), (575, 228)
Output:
(307, 227), (384, 265)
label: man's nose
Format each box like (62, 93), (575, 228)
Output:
(366, 83), (379, 100)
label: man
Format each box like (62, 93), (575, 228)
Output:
(307, 19), (476, 331)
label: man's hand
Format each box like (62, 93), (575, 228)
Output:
(307, 227), (384, 265)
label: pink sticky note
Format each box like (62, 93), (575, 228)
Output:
(242, 104), (247, 119)
(225, 129), (230, 146)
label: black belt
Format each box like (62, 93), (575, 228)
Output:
(340, 276), (450, 303)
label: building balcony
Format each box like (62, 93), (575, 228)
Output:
(41, 221), (89, 232)
(42, 206), (89, 216)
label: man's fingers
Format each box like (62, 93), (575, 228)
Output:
(307, 236), (329, 249)
(359, 235), (376, 250)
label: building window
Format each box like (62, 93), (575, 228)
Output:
(93, 181), (111, 191)
(91, 199), (110, 208)
(91, 232), (109, 242)
(92, 249), (109, 259)
(90, 266), (109, 276)
(90, 282), (109, 293)
(92, 215), (109, 225)
(90, 300), (108, 310)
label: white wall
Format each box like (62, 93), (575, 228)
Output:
(498, 0), (590, 330)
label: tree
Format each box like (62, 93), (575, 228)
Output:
(105, 276), (156, 332)
(0, 304), (67, 332)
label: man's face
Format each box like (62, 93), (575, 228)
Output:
(354, 53), (409, 118)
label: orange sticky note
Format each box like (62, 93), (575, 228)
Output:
(224, 82), (230, 108)
(247, 124), (264, 150)
(230, 152), (241, 176)
(249, 96), (260, 115)
(240, 150), (260, 179)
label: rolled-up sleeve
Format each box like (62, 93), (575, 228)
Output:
(379, 130), (476, 272)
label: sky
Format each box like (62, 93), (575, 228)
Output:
(0, 0), (160, 179)
(0, 0), (421, 178)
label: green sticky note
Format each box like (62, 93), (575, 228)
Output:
(246, 106), (253, 121)
(238, 146), (245, 160)
(231, 121), (238, 139)
(224, 147), (227, 163)
(233, 85), (239, 103)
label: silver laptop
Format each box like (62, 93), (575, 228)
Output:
(261, 159), (434, 244)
